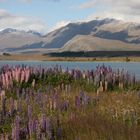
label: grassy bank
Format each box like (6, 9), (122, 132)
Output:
(62, 91), (140, 140)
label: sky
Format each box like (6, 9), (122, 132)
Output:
(0, 0), (140, 33)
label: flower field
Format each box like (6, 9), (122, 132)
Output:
(0, 65), (140, 140)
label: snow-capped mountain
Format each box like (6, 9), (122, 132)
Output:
(0, 18), (140, 53)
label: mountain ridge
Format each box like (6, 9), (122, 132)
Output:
(0, 18), (140, 53)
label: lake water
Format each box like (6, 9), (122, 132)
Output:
(0, 61), (140, 79)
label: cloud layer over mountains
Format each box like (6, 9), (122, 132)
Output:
(79, 0), (140, 22)
(0, 0), (140, 33)
(0, 9), (46, 33)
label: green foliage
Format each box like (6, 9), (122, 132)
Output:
(0, 119), (12, 134)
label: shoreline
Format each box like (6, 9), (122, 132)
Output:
(0, 54), (140, 62)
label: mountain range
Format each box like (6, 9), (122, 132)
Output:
(0, 18), (140, 53)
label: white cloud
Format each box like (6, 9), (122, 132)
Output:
(0, 0), (61, 3)
(19, 0), (32, 3)
(49, 20), (70, 32)
(0, 9), (47, 33)
(78, 0), (140, 22)
(0, 0), (6, 2)
(77, 0), (95, 9)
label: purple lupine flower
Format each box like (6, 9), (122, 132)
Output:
(12, 116), (20, 140)
(61, 100), (69, 111)
(27, 105), (32, 119)
(75, 96), (80, 107)
(40, 114), (47, 132)
(25, 94), (30, 105)
(9, 97), (14, 116)
(46, 117), (54, 140)
(2, 97), (6, 116)
(132, 74), (136, 86)
(28, 118), (34, 137)
(16, 88), (20, 98)
(17, 99), (22, 113)
(83, 95), (90, 105)
(21, 88), (25, 97)
(79, 91), (85, 103)
(57, 127), (62, 139)
(94, 74), (100, 86)
(33, 119), (40, 137)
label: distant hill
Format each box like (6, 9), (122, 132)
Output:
(60, 35), (140, 52)
(0, 28), (42, 52)
(0, 18), (140, 53)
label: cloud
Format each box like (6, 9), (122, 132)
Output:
(78, 0), (140, 22)
(19, 0), (32, 3)
(0, 9), (47, 33)
(77, 0), (95, 9)
(49, 20), (70, 32)
(0, 0), (61, 3)
(21, 0), (62, 2)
